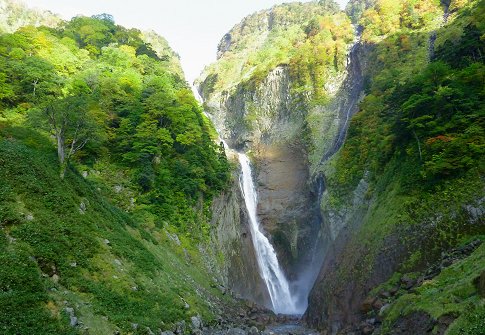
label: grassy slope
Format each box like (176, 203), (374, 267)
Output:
(0, 5), (235, 333)
(0, 123), (231, 334)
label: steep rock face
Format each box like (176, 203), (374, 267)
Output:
(208, 172), (271, 308)
(197, 0), (357, 307)
(204, 65), (323, 277)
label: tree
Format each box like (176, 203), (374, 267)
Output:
(318, 0), (340, 13)
(41, 95), (98, 179)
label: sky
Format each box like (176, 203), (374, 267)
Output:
(23, 0), (349, 84)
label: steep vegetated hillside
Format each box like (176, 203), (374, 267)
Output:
(0, 6), (234, 335)
(307, 0), (484, 333)
(198, 0), (484, 333)
(1, 0), (484, 333)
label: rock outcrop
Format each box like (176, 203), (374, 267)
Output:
(197, 0), (360, 313)
(208, 173), (271, 308)
(200, 62), (331, 285)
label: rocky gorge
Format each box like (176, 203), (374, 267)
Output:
(198, 0), (485, 334)
(0, 0), (484, 334)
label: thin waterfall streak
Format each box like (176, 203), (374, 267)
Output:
(336, 101), (354, 145)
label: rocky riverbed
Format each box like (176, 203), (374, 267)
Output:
(155, 302), (319, 335)
(194, 321), (319, 335)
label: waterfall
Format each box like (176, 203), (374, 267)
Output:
(238, 153), (300, 315)
(202, 100), (302, 314)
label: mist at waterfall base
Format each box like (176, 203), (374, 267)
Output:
(238, 153), (315, 315)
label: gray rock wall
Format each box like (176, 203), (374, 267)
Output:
(203, 65), (324, 280)
(208, 174), (271, 308)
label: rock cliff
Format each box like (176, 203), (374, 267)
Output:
(208, 173), (271, 308)
(199, 0), (485, 333)
(198, 1), (356, 309)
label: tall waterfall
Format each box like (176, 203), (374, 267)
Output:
(238, 153), (300, 315)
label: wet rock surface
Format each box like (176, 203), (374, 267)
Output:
(208, 178), (271, 307)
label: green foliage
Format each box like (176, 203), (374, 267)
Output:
(0, 0), (61, 33)
(0, 10), (231, 333)
(0, 13), (230, 232)
(319, 3), (484, 330)
(390, 60), (484, 179)
(290, 13), (354, 100)
(331, 0), (484, 193)
(448, 304), (485, 335)
(360, 0), (442, 43)
(0, 238), (77, 335)
(197, 1), (349, 99)
(0, 123), (228, 334)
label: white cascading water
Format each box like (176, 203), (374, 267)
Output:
(238, 153), (299, 315)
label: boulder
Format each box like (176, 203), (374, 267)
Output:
(436, 314), (456, 335)
(227, 328), (247, 335)
(379, 304), (391, 316)
(389, 287), (399, 296)
(174, 321), (186, 334)
(400, 275), (416, 290)
(372, 299), (385, 311)
(79, 202), (87, 214)
(361, 296), (376, 313)
(191, 316), (203, 330)
(361, 324), (374, 335)
(379, 291), (391, 299)
(248, 326), (259, 335)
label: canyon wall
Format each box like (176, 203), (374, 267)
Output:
(199, 0), (485, 333)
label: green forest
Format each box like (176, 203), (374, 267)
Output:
(0, 8), (231, 335)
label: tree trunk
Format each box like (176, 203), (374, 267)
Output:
(32, 79), (38, 97)
(413, 130), (423, 161)
(57, 134), (66, 179)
